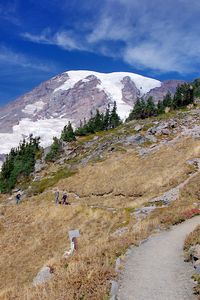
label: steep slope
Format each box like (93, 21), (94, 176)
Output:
(0, 107), (200, 299)
(0, 70), (183, 161)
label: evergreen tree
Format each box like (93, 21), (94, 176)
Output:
(45, 137), (63, 162)
(163, 92), (173, 108)
(157, 100), (165, 114)
(110, 101), (121, 128)
(146, 97), (157, 117)
(0, 135), (40, 193)
(103, 104), (111, 130)
(61, 121), (76, 142)
(93, 109), (104, 131)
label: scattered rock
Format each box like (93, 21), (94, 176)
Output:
(134, 124), (143, 132)
(161, 128), (170, 135)
(189, 245), (200, 262)
(33, 266), (53, 286)
(149, 186), (179, 205)
(134, 206), (156, 218)
(145, 134), (157, 143)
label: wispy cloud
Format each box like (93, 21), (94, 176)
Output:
(0, 1), (20, 26)
(22, 29), (84, 51)
(0, 46), (53, 72)
(20, 0), (200, 74)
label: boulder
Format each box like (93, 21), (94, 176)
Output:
(33, 266), (53, 286)
(189, 245), (200, 262)
(134, 124), (143, 132)
(161, 129), (170, 135)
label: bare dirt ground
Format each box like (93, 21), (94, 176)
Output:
(118, 216), (200, 300)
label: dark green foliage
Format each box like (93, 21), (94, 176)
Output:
(75, 103), (121, 136)
(127, 82), (195, 122)
(163, 92), (173, 108)
(157, 100), (165, 114)
(146, 97), (157, 117)
(110, 101), (122, 128)
(173, 84), (194, 108)
(45, 137), (63, 162)
(61, 121), (76, 142)
(0, 135), (40, 193)
(192, 79), (200, 98)
(127, 97), (157, 121)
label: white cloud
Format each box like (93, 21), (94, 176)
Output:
(21, 0), (200, 74)
(22, 29), (83, 51)
(0, 46), (52, 72)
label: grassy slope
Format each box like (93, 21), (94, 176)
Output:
(1, 110), (200, 299)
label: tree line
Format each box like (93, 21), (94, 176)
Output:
(0, 135), (40, 193)
(127, 83), (194, 121)
(45, 101), (122, 162)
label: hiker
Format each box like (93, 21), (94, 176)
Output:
(16, 192), (21, 204)
(62, 192), (70, 205)
(54, 189), (59, 205)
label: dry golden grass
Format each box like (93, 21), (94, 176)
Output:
(58, 137), (200, 207)
(1, 135), (200, 299)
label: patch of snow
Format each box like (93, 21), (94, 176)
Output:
(55, 71), (161, 95)
(0, 117), (73, 155)
(22, 100), (46, 115)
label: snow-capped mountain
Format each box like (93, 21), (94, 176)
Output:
(0, 70), (184, 164)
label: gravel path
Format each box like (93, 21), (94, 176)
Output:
(118, 216), (200, 300)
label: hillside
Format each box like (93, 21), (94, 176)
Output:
(0, 70), (183, 166)
(0, 105), (200, 299)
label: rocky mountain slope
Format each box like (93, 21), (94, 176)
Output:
(1, 105), (200, 300)
(0, 70), (184, 163)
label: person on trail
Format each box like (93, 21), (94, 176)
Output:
(16, 193), (21, 204)
(54, 190), (59, 205)
(62, 192), (70, 205)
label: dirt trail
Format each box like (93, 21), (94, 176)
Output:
(118, 216), (200, 300)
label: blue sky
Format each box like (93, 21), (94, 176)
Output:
(1, 0), (200, 106)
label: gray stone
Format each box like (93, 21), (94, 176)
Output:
(161, 128), (170, 135)
(110, 280), (119, 300)
(134, 124), (143, 132)
(145, 134), (157, 143)
(189, 245), (200, 261)
(33, 266), (53, 286)
(194, 260), (200, 274)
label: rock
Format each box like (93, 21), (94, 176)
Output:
(34, 159), (44, 173)
(33, 266), (53, 286)
(161, 128), (170, 135)
(134, 124), (143, 132)
(149, 187), (179, 205)
(194, 260), (200, 274)
(147, 126), (157, 135)
(110, 280), (119, 300)
(189, 245), (200, 262)
(125, 135), (146, 145)
(134, 206), (156, 218)
(145, 134), (157, 143)
(165, 107), (171, 113)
